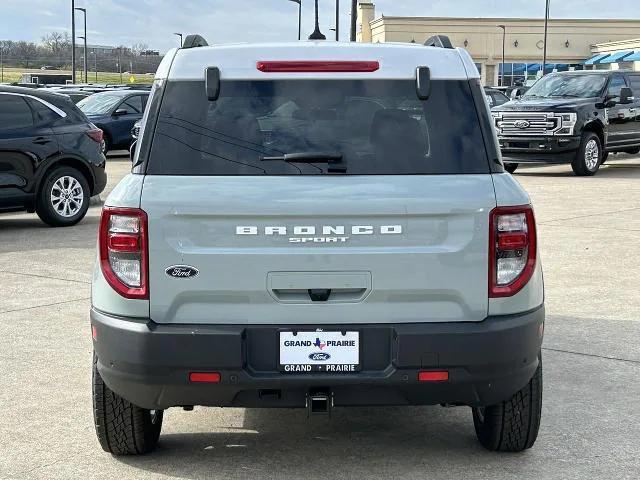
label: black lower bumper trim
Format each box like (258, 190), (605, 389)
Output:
(499, 135), (580, 163)
(91, 306), (545, 410)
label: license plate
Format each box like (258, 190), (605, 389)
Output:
(279, 331), (360, 373)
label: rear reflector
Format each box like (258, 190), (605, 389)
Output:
(418, 371), (449, 382)
(257, 60), (380, 73)
(91, 325), (97, 341)
(189, 372), (221, 383)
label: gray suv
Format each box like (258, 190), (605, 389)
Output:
(91, 35), (544, 455)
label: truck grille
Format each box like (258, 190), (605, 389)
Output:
(494, 112), (561, 136)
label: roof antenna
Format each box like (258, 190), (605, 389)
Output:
(308, 0), (326, 40)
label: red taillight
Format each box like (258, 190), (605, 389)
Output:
(256, 60), (380, 73)
(189, 372), (221, 383)
(99, 207), (148, 299)
(91, 325), (98, 341)
(418, 371), (449, 382)
(489, 205), (537, 298)
(497, 232), (528, 250)
(107, 233), (140, 252)
(86, 128), (104, 143)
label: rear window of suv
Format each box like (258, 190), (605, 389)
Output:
(145, 79), (489, 175)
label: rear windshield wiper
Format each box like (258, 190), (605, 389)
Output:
(261, 152), (347, 172)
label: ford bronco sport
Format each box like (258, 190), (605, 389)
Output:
(91, 34), (544, 454)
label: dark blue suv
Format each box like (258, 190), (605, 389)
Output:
(0, 85), (107, 226)
(77, 90), (149, 154)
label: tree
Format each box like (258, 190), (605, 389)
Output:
(131, 42), (148, 56)
(42, 32), (71, 55)
(14, 41), (37, 68)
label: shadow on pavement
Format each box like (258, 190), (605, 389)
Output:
(115, 406), (508, 479)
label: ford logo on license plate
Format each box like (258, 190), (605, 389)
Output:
(309, 352), (331, 361)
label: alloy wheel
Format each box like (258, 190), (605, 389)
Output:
(584, 139), (599, 171)
(50, 175), (84, 218)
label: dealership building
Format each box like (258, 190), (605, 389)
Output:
(356, 2), (640, 86)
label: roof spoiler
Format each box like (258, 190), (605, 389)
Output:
(424, 35), (454, 49)
(182, 34), (209, 49)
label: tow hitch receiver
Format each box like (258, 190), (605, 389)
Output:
(307, 391), (333, 417)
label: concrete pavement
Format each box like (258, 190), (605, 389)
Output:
(1, 155), (639, 480)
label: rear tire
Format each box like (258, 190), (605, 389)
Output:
(472, 354), (542, 452)
(571, 132), (601, 176)
(36, 166), (90, 227)
(93, 353), (163, 455)
(504, 163), (518, 174)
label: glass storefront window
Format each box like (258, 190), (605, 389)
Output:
(499, 63), (586, 86)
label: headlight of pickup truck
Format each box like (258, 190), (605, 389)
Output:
(555, 113), (577, 135)
(491, 112), (500, 134)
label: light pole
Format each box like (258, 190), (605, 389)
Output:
(78, 36), (85, 82)
(350, 0), (357, 41)
(174, 33), (183, 47)
(335, 0), (340, 41)
(1, 45), (4, 83)
(71, 0), (76, 83)
(498, 25), (506, 87)
(287, 0), (301, 40)
(542, 0), (550, 77)
(309, 0), (326, 40)
(92, 50), (97, 82)
(75, 7), (87, 83)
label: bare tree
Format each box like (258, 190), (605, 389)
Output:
(131, 42), (148, 56)
(42, 32), (71, 55)
(15, 41), (37, 68)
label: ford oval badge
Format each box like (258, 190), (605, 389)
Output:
(514, 120), (530, 129)
(309, 352), (331, 361)
(165, 265), (199, 278)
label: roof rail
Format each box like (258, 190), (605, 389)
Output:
(424, 35), (454, 49)
(182, 34), (209, 49)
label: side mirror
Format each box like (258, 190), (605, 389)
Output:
(113, 109), (128, 117)
(619, 87), (634, 105)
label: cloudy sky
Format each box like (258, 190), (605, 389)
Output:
(3, 0), (640, 51)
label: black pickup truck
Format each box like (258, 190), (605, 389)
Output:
(492, 71), (640, 175)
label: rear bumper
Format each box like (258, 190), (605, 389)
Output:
(91, 163), (107, 196)
(499, 135), (581, 163)
(91, 306), (544, 410)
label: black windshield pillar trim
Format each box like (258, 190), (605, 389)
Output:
(468, 79), (503, 173)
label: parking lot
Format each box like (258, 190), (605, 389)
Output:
(1, 153), (639, 480)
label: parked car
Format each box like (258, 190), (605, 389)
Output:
(484, 87), (510, 108)
(91, 35), (544, 455)
(492, 70), (640, 174)
(0, 85), (106, 226)
(77, 90), (149, 154)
